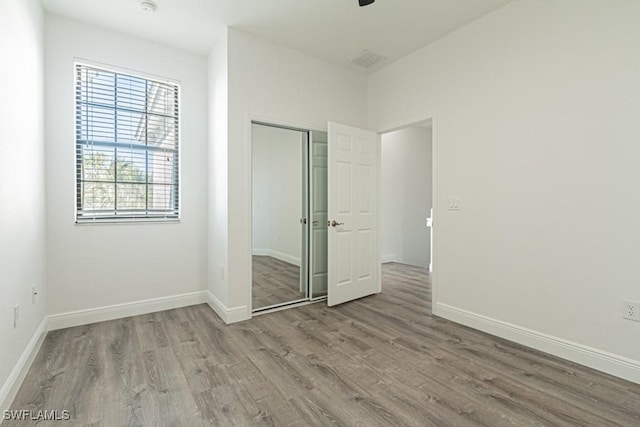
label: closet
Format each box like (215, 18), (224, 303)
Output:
(251, 120), (380, 313)
(251, 122), (328, 312)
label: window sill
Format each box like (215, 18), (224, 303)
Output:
(75, 217), (181, 225)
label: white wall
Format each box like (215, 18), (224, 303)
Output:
(369, 0), (640, 377)
(0, 0), (47, 408)
(381, 127), (432, 268)
(209, 28), (367, 313)
(45, 15), (208, 315)
(251, 125), (303, 266)
(207, 29), (229, 308)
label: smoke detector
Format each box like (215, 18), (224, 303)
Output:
(140, 0), (157, 13)
(351, 50), (386, 69)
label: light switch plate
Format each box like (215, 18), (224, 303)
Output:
(448, 196), (461, 211)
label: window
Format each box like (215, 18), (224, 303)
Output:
(75, 63), (180, 222)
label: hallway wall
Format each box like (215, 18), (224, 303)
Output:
(381, 127), (432, 269)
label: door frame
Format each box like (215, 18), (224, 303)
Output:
(246, 114), (327, 315)
(376, 111), (439, 309)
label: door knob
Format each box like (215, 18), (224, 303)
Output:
(330, 220), (344, 227)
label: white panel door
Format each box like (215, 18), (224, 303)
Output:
(327, 122), (380, 306)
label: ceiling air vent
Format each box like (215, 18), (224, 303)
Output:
(351, 50), (386, 69)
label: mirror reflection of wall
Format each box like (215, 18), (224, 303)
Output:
(251, 124), (307, 310)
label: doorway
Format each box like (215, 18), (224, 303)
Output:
(380, 120), (433, 272)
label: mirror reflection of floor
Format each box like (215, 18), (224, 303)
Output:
(252, 256), (305, 310)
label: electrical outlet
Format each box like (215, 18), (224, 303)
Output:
(13, 304), (20, 328)
(622, 300), (640, 321)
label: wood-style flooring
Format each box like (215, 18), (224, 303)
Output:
(252, 256), (304, 310)
(7, 263), (640, 426)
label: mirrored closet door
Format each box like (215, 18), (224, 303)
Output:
(251, 122), (328, 312)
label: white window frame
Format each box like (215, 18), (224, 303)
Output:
(74, 60), (182, 224)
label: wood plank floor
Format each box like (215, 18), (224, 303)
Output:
(7, 263), (640, 426)
(252, 256), (305, 310)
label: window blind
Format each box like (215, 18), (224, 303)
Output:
(75, 64), (180, 222)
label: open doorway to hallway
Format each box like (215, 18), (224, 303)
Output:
(380, 120), (433, 280)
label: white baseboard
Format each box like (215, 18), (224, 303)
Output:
(0, 317), (48, 415)
(269, 250), (300, 267)
(381, 254), (397, 263)
(252, 249), (300, 267)
(435, 302), (640, 384)
(205, 291), (251, 324)
(48, 291), (207, 331)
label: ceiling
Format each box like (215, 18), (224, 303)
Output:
(41, 0), (513, 73)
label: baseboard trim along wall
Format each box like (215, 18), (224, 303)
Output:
(48, 291), (207, 331)
(252, 249), (301, 267)
(0, 318), (48, 416)
(206, 292), (251, 324)
(435, 302), (640, 384)
(381, 254), (397, 263)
